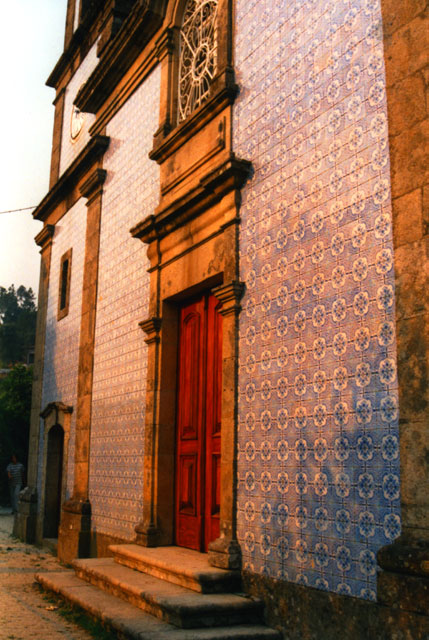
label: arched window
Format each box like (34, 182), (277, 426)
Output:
(178, 0), (218, 122)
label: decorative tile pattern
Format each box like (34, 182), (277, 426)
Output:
(234, 0), (400, 600)
(89, 68), (161, 540)
(59, 43), (98, 176)
(39, 200), (87, 498)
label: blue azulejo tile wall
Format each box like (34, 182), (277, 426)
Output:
(234, 0), (400, 600)
(89, 67), (161, 541)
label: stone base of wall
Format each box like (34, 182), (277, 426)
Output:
(89, 530), (132, 558)
(242, 571), (429, 640)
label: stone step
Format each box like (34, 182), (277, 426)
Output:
(109, 544), (241, 593)
(72, 557), (264, 629)
(36, 570), (281, 640)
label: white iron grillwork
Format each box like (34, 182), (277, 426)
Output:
(178, 0), (218, 122)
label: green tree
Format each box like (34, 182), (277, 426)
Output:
(0, 364), (33, 504)
(0, 285), (37, 366)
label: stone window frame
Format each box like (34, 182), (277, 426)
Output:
(150, 0), (236, 162)
(57, 248), (72, 321)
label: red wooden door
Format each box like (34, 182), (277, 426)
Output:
(175, 293), (222, 551)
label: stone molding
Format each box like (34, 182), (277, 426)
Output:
(32, 135), (110, 223)
(212, 281), (245, 317)
(150, 70), (238, 163)
(80, 168), (107, 203)
(131, 155), (251, 243)
(34, 225), (55, 250)
(139, 317), (162, 344)
(40, 401), (73, 420)
(74, 1), (167, 113)
(96, 0), (139, 57)
(48, 0), (105, 88)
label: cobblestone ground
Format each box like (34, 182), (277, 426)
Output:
(0, 509), (95, 640)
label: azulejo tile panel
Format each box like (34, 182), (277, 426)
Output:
(59, 43), (98, 176)
(234, 0), (400, 600)
(89, 67), (161, 541)
(39, 200), (87, 499)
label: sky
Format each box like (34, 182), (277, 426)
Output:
(0, 1), (67, 295)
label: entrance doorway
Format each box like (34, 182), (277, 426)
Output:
(175, 293), (222, 552)
(43, 424), (64, 538)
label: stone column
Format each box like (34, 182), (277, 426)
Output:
(14, 225), (55, 543)
(377, 1), (429, 616)
(208, 280), (244, 570)
(58, 168), (106, 564)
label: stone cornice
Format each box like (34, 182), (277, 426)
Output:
(130, 155), (251, 244)
(32, 135), (110, 223)
(34, 224), (55, 249)
(74, 1), (167, 113)
(46, 0), (105, 89)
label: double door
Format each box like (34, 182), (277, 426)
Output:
(175, 293), (222, 551)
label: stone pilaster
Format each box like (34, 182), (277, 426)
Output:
(208, 281), (245, 570)
(14, 224), (55, 543)
(58, 168), (106, 564)
(377, 0), (429, 616)
(135, 316), (162, 547)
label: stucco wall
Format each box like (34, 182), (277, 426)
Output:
(234, 0), (400, 600)
(88, 67), (161, 541)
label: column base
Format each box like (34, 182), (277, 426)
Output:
(208, 536), (241, 570)
(377, 536), (429, 615)
(57, 498), (91, 564)
(134, 519), (160, 547)
(14, 486), (38, 543)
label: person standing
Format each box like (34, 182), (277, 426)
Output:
(6, 454), (25, 514)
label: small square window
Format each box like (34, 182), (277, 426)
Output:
(57, 248), (72, 320)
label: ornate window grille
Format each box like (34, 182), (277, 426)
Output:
(178, 0), (218, 123)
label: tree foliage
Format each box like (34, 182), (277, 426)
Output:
(0, 285), (36, 366)
(0, 364), (33, 502)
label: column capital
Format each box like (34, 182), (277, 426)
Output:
(139, 317), (162, 344)
(80, 168), (107, 204)
(35, 224), (55, 250)
(212, 281), (245, 316)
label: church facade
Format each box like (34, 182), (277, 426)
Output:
(16, 0), (429, 637)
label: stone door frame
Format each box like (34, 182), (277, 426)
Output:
(38, 402), (73, 543)
(131, 157), (250, 569)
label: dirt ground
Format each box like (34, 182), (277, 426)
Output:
(0, 508), (96, 640)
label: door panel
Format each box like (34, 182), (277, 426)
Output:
(175, 293), (222, 552)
